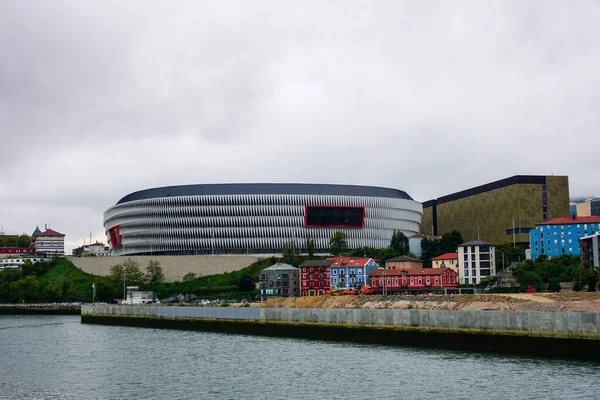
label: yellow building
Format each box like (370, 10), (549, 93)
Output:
(422, 175), (570, 246)
(432, 252), (459, 273)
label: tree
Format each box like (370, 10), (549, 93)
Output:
(4, 236), (17, 247)
(145, 260), (165, 299)
(440, 230), (463, 254)
(329, 232), (348, 256)
(234, 273), (255, 292)
(547, 278), (561, 292)
(477, 276), (498, 291)
(585, 268), (598, 292)
(306, 239), (316, 258)
(17, 234), (31, 248)
(495, 244), (526, 271)
(182, 272), (197, 282)
(421, 237), (441, 268)
(390, 230), (409, 256)
(350, 247), (381, 259)
(572, 265), (588, 292)
(181, 272), (198, 298)
(519, 271), (544, 291)
(108, 264), (125, 286)
(123, 259), (144, 287)
(378, 247), (398, 262)
(282, 241), (300, 266)
(10, 275), (41, 303)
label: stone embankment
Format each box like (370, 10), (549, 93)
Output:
(0, 303), (80, 315)
(82, 301), (600, 360)
(259, 292), (600, 312)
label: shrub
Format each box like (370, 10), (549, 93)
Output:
(547, 279), (561, 292)
(219, 302), (230, 307)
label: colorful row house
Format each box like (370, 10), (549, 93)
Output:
(370, 268), (458, 292)
(299, 260), (333, 296)
(328, 257), (379, 290)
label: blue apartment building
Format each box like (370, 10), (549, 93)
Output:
(328, 256), (379, 289)
(530, 216), (600, 261)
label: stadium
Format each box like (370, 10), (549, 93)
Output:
(103, 183), (423, 256)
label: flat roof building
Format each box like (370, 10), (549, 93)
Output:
(422, 175), (570, 246)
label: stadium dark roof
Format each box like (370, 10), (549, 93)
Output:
(116, 183), (413, 204)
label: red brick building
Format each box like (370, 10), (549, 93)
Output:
(369, 267), (458, 293)
(299, 260), (333, 296)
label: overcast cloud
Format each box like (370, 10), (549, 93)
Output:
(1, 0), (599, 251)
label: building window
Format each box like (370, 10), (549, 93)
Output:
(332, 269), (337, 275)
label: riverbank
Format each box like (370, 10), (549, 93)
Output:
(0, 304), (80, 315)
(258, 292), (600, 312)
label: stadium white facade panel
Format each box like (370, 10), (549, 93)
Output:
(103, 184), (422, 256)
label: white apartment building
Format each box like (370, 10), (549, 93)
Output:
(32, 227), (65, 255)
(457, 240), (496, 285)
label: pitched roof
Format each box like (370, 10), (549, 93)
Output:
(536, 216), (600, 226)
(408, 234), (442, 239)
(385, 255), (423, 263)
(326, 257), (375, 267)
(371, 268), (454, 277)
(298, 260), (334, 268)
(262, 262), (298, 271)
(459, 239), (493, 247)
(38, 229), (64, 236)
(31, 227), (42, 237)
(432, 252), (458, 261)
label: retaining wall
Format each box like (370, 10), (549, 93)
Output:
(82, 305), (600, 340)
(69, 255), (263, 281)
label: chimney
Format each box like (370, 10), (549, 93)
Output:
(45, 224), (47, 230)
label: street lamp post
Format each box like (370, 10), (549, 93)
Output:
(123, 270), (126, 303)
(92, 283), (96, 305)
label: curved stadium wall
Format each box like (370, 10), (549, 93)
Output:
(103, 183), (422, 256)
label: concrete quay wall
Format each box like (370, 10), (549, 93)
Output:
(68, 255), (263, 282)
(82, 305), (600, 340)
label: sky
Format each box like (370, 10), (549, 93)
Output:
(1, 0), (599, 251)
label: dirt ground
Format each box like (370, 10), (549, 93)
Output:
(256, 292), (600, 312)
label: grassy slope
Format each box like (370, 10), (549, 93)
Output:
(41, 258), (114, 301)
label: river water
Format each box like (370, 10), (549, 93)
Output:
(0, 315), (598, 399)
